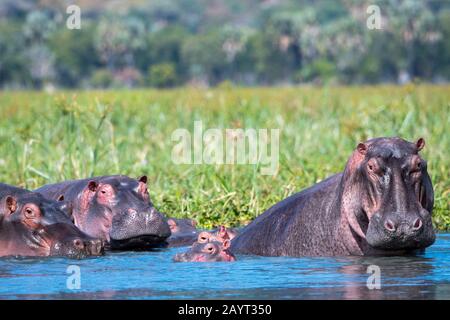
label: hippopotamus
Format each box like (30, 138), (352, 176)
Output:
(0, 183), (104, 258)
(197, 226), (238, 244)
(35, 175), (171, 250)
(173, 240), (236, 262)
(166, 218), (199, 247)
(166, 220), (240, 247)
(231, 137), (435, 256)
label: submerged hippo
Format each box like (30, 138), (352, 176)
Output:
(173, 240), (236, 262)
(0, 183), (104, 258)
(197, 226), (238, 244)
(166, 220), (240, 247)
(232, 137), (435, 256)
(35, 175), (171, 250)
(166, 218), (199, 247)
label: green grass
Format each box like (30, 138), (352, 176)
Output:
(0, 85), (448, 229)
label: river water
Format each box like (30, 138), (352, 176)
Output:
(0, 233), (449, 299)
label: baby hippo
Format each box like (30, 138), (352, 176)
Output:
(197, 225), (239, 243)
(173, 240), (236, 262)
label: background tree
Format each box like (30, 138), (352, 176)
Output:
(0, 0), (448, 88)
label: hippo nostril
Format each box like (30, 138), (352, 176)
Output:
(384, 219), (396, 232)
(73, 239), (85, 250)
(412, 218), (423, 231)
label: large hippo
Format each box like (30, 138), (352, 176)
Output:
(0, 183), (104, 258)
(232, 137), (435, 256)
(35, 175), (171, 250)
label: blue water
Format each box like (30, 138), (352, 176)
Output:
(0, 234), (449, 299)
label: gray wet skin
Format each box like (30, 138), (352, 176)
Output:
(0, 183), (104, 258)
(231, 137), (436, 257)
(166, 218), (199, 247)
(35, 175), (171, 250)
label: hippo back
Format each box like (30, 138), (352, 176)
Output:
(231, 173), (345, 256)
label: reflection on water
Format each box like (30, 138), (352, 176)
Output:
(0, 234), (449, 300)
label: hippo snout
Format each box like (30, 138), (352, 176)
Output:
(382, 213), (423, 236)
(86, 238), (105, 256)
(147, 208), (171, 237)
(71, 238), (104, 256)
(366, 210), (435, 251)
(108, 207), (171, 250)
(51, 237), (105, 258)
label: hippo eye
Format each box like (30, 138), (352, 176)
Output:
(198, 232), (210, 243)
(24, 207), (36, 218)
(368, 164), (373, 171)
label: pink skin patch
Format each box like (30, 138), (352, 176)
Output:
(137, 176), (150, 202)
(220, 250), (236, 262)
(96, 184), (115, 206)
(168, 219), (179, 233)
(193, 254), (208, 262)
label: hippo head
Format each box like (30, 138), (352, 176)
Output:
(173, 240), (236, 262)
(197, 226), (236, 243)
(344, 137), (435, 252)
(0, 193), (104, 258)
(68, 175), (171, 250)
(167, 218), (197, 235)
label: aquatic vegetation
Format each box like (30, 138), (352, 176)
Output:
(0, 85), (448, 229)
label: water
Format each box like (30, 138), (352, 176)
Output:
(1, 234), (449, 300)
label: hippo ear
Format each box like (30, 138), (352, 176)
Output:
(78, 181), (98, 213)
(416, 138), (425, 152)
(344, 142), (370, 176)
(6, 196), (17, 213)
(1, 196), (17, 218)
(138, 175), (148, 184)
(137, 176), (149, 197)
(87, 181), (99, 192)
(357, 143), (368, 155)
(222, 239), (231, 250)
(218, 226), (230, 240)
(167, 218), (177, 231)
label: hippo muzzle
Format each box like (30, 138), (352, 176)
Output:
(50, 237), (105, 259)
(108, 207), (171, 250)
(45, 223), (105, 259)
(366, 209), (435, 251)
